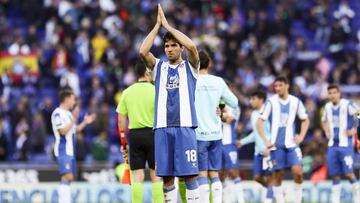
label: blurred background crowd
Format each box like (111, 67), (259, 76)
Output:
(0, 0), (360, 180)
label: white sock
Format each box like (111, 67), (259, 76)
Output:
(198, 176), (210, 203)
(234, 178), (245, 203)
(331, 183), (341, 203)
(211, 177), (222, 203)
(351, 182), (360, 203)
(264, 199), (272, 203)
(294, 183), (303, 203)
(199, 183), (210, 203)
(164, 185), (177, 203)
(186, 179), (200, 203)
(261, 186), (267, 202)
(273, 185), (285, 203)
(58, 182), (71, 203)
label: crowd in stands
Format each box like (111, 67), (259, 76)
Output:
(0, 0), (360, 179)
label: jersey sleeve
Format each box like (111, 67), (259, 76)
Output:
(348, 102), (358, 116)
(116, 90), (128, 116)
(188, 60), (199, 79)
(52, 112), (66, 130)
(240, 132), (255, 145)
(321, 107), (327, 122)
(259, 101), (272, 121)
(297, 100), (308, 120)
(221, 79), (238, 108)
(147, 58), (160, 81)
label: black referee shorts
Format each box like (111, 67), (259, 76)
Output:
(129, 128), (155, 170)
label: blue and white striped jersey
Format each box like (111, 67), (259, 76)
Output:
(260, 94), (308, 149)
(51, 107), (76, 157)
(150, 58), (198, 129)
(322, 98), (357, 147)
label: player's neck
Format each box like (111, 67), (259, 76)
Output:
(256, 104), (264, 111)
(169, 57), (182, 65)
(332, 100), (340, 106)
(279, 93), (288, 100)
(199, 69), (208, 75)
(59, 104), (70, 111)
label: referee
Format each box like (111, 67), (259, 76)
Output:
(116, 61), (163, 203)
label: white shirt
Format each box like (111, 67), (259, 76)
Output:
(51, 107), (76, 157)
(260, 94), (308, 148)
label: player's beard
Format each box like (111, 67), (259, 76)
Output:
(168, 53), (181, 64)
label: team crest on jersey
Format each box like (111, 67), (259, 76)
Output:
(166, 74), (179, 89)
(65, 163), (70, 169)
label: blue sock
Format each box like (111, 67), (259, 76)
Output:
(61, 180), (70, 185)
(198, 176), (208, 186)
(186, 179), (199, 190)
(266, 186), (274, 199)
(333, 179), (341, 185)
(349, 178), (357, 184)
(234, 177), (241, 184)
(210, 176), (220, 183)
(163, 185), (176, 192)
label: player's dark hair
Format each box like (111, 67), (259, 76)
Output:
(251, 90), (266, 101)
(163, 32), (182, 46)
(135, 61), (147, 78)
(274, 75), (289, 84)
(59, 89), (74, 102)
(327, 84), (340, 91)
(199, 50), (210, 70)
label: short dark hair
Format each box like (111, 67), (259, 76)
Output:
(135, 61), (147, 78)
(163, 32), (181, 46)
(199, 50), (210, 70)
(251, 90), (266, 101)
(327, 84), (340, 91)
(274, 76), (289, 84)
(59, 89), (74, 102)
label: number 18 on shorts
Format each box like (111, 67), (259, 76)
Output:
(154, 127), (199, 176)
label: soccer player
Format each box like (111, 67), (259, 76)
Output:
(194, 51), (238, 203)
(51, 89), (96, 203)
(237, 90), (273, 203)
(139, 5), (200, 203)
(220, 101), (245, 203)
(256, 76), (309, 203)
(321, 84), (360, 203)
(116, 62), (164, 203)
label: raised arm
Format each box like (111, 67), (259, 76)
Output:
(158, 5), (199, 68)
(139, 5), (162, 70)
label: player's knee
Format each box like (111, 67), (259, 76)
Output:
(163, 177), (175, 186)
(184, 175), (198, 182)
(228, 169), (239, 179)
(208, 171), (219, 178)
(345, 173), (355, 180)
(254, 175), (263, 184)
(293, 173), (303, 183)
(62, 173), (74, 182)
(199, 171), (208, 177)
